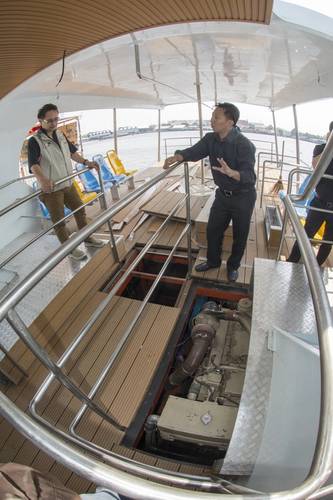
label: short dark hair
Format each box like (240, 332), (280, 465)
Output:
(37, 103), (59, 119)
(216, 102), (240, 125)
(329, 121), (333, 133)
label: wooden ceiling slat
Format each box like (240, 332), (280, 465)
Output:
(244, 0), (252, 21)
(0, 0), (273, 100)
(252, 0), (260, 22)
(1, 7), (129, 32)
(214, 0), (227, 19)
(196, 0), (212, 19)
(221, 0), (233, 20)
(258, 0), (266, 22)
(237, 0), (246, 20)
(207, 0), (220, 19)
(265, 0), (273, 23)
(229, 0), (240, 19)
(173, 0), (197, 21)
(129, 0), (166, 24)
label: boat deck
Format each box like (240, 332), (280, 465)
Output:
(1, 163), (332, 494)
(0, 245), (207, 493)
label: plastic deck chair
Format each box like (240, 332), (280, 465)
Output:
(92, 154), (127, 184)
(72, 179), (97, 204)
(76, 163), (101, 192)
(38, 199), (72, 220)
(106, 149), (138, 176)
(32, 181), (72, 220)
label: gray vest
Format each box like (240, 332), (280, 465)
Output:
(34, 130), (73, 190)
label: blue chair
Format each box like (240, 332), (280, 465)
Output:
(38, 199), (72, 220)
(294, 174), (316, 218)
(92, 154), (127, 185)
(32, 182), (72, 220)
(76, 163), (101, 192)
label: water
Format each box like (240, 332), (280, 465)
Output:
(83, 130), (318, 173)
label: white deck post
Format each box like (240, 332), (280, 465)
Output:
(196, 80), (204, 184)
(157, 108), (161, 162)
(271, 108), (279, 166)
(113, 108), (118, 154)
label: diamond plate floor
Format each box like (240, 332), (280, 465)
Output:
(220, 258), (329, 475)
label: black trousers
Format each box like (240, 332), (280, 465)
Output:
(206, 188), (256, 270)
(287, 196), (333, 266)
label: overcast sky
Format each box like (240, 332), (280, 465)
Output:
(64, 0), (333, 137)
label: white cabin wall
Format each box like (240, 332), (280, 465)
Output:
(0, 98), (44, 250)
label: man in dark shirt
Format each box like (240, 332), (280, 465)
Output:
(163, 102), (256, 282)
(287, 121), (333, 266)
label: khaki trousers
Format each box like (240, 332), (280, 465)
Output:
(40, 184), (88, 243)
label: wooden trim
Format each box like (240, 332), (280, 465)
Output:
(0, 0), (273, 98)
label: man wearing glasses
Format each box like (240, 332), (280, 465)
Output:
(28, 103), (103, 260)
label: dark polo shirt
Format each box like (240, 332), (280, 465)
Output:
(175, 127), (256, 191)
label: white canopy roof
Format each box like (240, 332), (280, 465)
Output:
(4, 0), (332, 113)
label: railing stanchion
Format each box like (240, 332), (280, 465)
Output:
(96, 167), (120, 263)
(184, 162), (192, 276)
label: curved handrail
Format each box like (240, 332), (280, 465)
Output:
(259, 159), (309, 207)
(0, 168), (90, 218)
(1, 191), (333, 500)
(1, 161), (333, 498)
(0, 174), (35, 191)
(279, 195), (333, 499)
(292, 132), (333, 202)
(277, 167), (333, 261)
(0, 162), (183, 322)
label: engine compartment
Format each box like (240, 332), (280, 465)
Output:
(140, 295), (251, 465)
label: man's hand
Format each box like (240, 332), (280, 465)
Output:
(40, 178), (54, 193)
(86, 160), (99, 170)
(163, 154), (184, 170)
(212, 158), (240, 181)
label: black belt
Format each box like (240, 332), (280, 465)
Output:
(219, 188), (253, 197)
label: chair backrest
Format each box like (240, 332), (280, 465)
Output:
(38, 199), (71, 219)
(297, 174), (316, 208)
(76, 163), (101, 192)
(107, 149), (126, 175)
(92, 154), (116, 183)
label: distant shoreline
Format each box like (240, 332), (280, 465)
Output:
(83, 126), (322, 144)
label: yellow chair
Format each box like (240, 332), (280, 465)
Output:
(106, 149), (138, 176)
(72, 179), (97, 204)
(300, 218), (325, 241)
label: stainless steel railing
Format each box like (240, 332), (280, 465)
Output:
(256, 150), (309, 170)
(1, 158), (333, 497)
(0, 166), (120, 367)
(277, 167), (333, 259)
(258, 159), (311, 208)
(0, 174), (35, 191)
(0, 166), (124, 263)
(0, 168), (89, 218)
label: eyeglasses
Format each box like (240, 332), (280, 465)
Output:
(43, 117), (59, 124)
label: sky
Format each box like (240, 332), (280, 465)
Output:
(63, 0), (333, 137)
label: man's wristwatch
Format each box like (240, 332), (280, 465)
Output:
(83, 159), (89, 166)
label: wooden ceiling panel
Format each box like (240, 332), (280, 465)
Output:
(0, 0), (273, 99)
